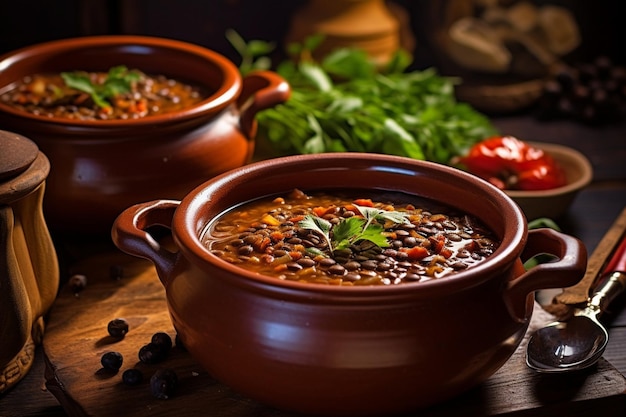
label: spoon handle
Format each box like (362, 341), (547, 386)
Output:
(589, 235), (626, 312)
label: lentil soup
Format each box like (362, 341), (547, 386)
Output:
(0, 69), (208, 120)
(202, 189), (499, 286)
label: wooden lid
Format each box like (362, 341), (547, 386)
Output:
(0, 130), (39, 181)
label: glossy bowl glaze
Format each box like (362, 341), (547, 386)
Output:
(0, 35), (290, 234)
(112, 153), (587, 416)
(505, 142), (593, 220)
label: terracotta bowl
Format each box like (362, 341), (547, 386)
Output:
(112, 153), (587, 416)
(0, 35), (290, 234)
(505, 142), (593, 221)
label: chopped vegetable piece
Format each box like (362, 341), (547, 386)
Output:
(455, 136), (567, 190)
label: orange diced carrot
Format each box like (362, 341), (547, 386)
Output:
(136, 98), (148, 113)
(261, 214), (280, 226)
(312, 206), (327, 217)
(353, 198), (374, 207)
(270, 231), (284, 242)
(429, 235), (446, 253)
(258, 237), (271, 252)
(400, 246), (429, 261)
(440, 247), (453, 259)
(289, 251), (302, 261)
(464, 241), (477, 251)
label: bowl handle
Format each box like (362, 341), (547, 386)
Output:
(238, 70), (291, 140)
(505, 228), (588, 320)
(111, 200), (180, 286)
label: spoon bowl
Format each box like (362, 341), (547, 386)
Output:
(526, 312), (608, 372)
(526, 234), (626, 373)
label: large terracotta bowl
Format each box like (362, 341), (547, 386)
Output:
(0, 36), (290, 234)
(112, 153), (587, 416)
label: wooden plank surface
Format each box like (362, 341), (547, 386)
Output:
(41, 250), (626, 417)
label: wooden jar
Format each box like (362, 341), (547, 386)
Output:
(0, 130), (59, 393)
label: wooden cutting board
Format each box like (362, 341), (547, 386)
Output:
(43, 250), (626, 417)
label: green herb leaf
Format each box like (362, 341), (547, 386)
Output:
(357, 223), (390, 248)
(332, 217), (366, 250)
(353, 204), (410, 226)
(225, 28), (274, 74)
(299, 61), (333, 92)
(527, 217), (561, 231)
(321, 48), (376, 80)
(299, 204), (409, 255)
(299, 214), (333, 250)
(61, 73), (96, 95)
(61, 65), (141, 109)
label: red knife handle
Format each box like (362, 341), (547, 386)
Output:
(603, 233), (626, 274)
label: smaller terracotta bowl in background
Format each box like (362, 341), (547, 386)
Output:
(0, 36), (290, 234)
(505, 142), (593, 221)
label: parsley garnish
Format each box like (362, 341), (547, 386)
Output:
(298, 204), (410, 254)
(61, 65), (141, 109)
(226, 30), (498, 164)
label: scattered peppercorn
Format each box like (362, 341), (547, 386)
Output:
(100, 351), (123, 371)
(151, 332), (172, 353)
(122, 368), (144, 386)
(107, 318), (129, 338)
(535, 56), (626, 125)
(68, 274), (87, 293)
(138, 342), (167, 364)
(150, 369), (178, 399)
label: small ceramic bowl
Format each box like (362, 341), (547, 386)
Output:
(505, 142), (593, 221)
(112, 153), (587, 416)
(0, 36), (290, 234)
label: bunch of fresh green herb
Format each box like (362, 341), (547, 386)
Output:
(61, 65), (141, 109)
(298, 204), (410, 255)
(226, 30), (498, 164)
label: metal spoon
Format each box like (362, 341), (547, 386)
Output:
(526, 234), (626, 373)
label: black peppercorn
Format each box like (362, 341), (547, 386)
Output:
(107, 318), (129, 338)
(101, 351), (123, 371)
(151, 332), (172, 353)
(122, 368), (143, 386)
(150, 369), (178, 399)
(138, 342), (167, 364)
(68, 274), (87, 293)
(535, 56), (626, 125)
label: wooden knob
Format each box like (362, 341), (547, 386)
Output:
(0, 130), (39, 181)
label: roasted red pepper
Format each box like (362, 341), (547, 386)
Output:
(456, 136), (567, 191)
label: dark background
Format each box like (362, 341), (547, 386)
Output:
(0, 0), (623, 71)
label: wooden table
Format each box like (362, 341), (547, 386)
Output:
(1, 115), (625, 416)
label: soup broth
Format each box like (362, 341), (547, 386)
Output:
(0, 70), (208, 120)
(202, 189), (499, 286)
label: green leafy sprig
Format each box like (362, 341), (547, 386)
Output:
(298, 204), (410, 254)
(61, 65), (141, 109)
(226, 31), (498, 164)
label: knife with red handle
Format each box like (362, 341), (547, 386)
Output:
(547, 208), (626, 319)
(590, 233), (626, 312)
